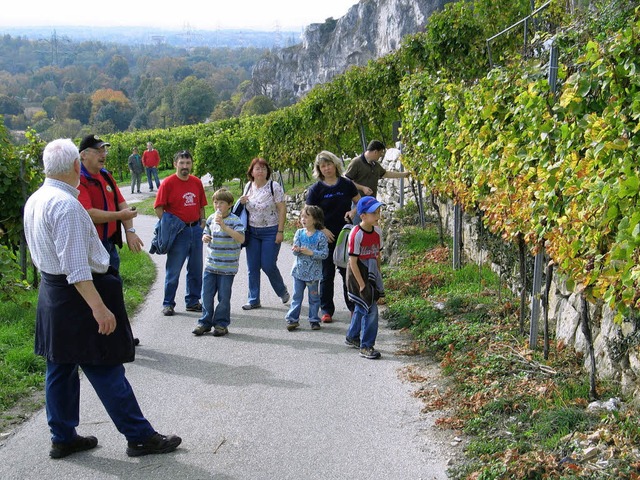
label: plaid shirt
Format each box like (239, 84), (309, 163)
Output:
(24, 178), (109, 284)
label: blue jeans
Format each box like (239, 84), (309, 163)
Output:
(102, 238), (120, 272)
(245, 225), (288, 305)
(346, 302), (379, 349)
(163, 224), (203, 308)
(286, 277), (321, 324)
(146, 167), (160, 189)
(320, 242), (354, 316)
(198, 271), (235, 328)
(45, 361), (155, 443)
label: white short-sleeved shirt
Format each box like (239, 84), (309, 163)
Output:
(245, 180), (285, 228)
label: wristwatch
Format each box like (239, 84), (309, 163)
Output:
(126, 227), (136, 233)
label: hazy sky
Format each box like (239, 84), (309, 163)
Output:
(0, 0), (359, 30)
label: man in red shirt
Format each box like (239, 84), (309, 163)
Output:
(142, 142), (161, 192)
(78, 134), (144, 273)
(154, 150), (208, 316)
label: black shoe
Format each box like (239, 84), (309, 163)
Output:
(241, 303), (261, 310)
(50, 435), (98, 459)
(134, 337), (140, 346)
(162, 305), (175, 316)
(126, 433), (182, 457)
(137, 190), (141, 193)
(186, 303), (203, 312)
(310, 322), (321, 330)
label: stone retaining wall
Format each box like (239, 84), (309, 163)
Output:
(425, 198), (640, 402)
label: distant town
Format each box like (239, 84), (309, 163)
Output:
(0, 25), (303, 49)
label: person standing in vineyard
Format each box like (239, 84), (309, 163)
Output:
(306, 150), (360, 323)
(77, 134), (144, 274)
(154, 150), (208, 316)
(23, 138), (182, 459)
(128, 147), (143, 194)
(345, 140), (410, 197)
(238, 157), (290, 310)
(142, 142), (161, 192)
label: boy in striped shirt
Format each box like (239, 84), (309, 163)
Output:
(193, 189), (245, 337)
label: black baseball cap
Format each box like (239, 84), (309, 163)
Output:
(79, 134), (111, 152)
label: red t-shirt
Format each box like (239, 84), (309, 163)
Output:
(154, 174), (207, 223)
(348, 224), (382, 261)
(142, 149), (160, 168)
(78, 171), (125, 241)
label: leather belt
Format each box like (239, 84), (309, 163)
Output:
(186, 220), (200, 227)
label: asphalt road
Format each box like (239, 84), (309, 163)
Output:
(0, 189), (452, 479)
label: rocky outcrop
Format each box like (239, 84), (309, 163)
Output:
(251, 0), (453, 105)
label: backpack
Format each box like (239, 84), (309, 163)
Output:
(332, 224), (354, 269)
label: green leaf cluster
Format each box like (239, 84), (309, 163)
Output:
(400, 6), (640, 318)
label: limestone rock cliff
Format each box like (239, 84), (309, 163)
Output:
(251, 0), (453, 105)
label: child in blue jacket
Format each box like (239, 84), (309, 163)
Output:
(285, 205), (329, 331)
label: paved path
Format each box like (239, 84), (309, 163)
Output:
(0, 190), (452, 479)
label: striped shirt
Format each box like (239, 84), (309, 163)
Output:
(23, 178), (109, 284)
(202, 212), (244, 275)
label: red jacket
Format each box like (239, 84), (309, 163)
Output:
(142, 149), (160, 168)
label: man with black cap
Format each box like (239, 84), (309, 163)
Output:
(78, 134), (144, 273)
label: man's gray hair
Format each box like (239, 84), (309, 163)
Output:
(43, 139), (79, 176)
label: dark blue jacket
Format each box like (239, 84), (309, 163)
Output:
(149, 212), (186, 255)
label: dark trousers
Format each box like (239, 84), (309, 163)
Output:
(320, 242), (354, 316)
(45, 361), (155, 444)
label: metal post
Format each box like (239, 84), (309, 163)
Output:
(416, 181), (425, 229)
(358, 120), (367, 153)
(529, 249), (544, 349)
(528, 42), (560, 350)
(398, 142), (405, 209)
(523, 17), (529, 58)
(392, 122), (405, 209)
(548, 44), (559, 93)
(453, 203), (462, 270)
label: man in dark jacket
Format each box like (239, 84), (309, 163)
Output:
(128, 146), (144, 194)
(23, 138), (181, 459)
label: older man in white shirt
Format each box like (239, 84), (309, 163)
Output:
(23, 138), (181, 459)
